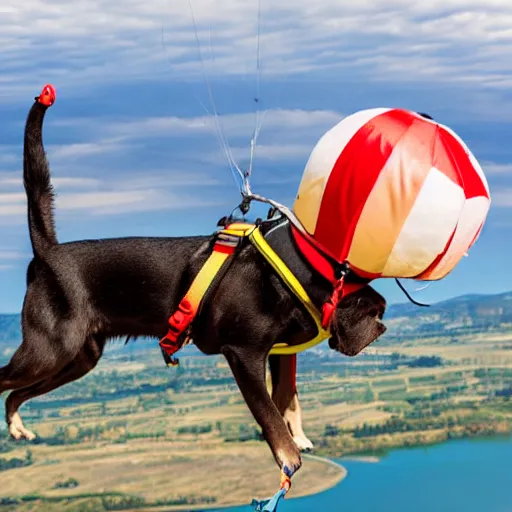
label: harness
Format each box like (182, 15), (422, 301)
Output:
(159, 220), (333, 367)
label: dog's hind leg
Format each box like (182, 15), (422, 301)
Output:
(0, 333), (60, 397)
(269, 354), (313, 452)
(4, 336), (105, 441)
(0, 342), (68, 397)
(0, 317), (93, 439)
(222, 345), (302, 477)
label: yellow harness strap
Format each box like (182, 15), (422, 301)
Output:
(159, 223), (330, 365)
(249, 228), (331, 355)
(186, 223), (257, 307)
(159, 222), (256, 366)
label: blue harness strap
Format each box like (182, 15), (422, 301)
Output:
(251, 468), (291, 512)
(251, 487), (287, 512)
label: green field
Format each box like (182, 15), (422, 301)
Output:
(1, 301), (512, 510)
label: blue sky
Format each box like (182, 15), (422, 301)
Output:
(1, 0), (512, 313)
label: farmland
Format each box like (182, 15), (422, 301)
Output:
(0, 291), (511, 510)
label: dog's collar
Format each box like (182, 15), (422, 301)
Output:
(289, 224), (370, 327)
(260, 217), (369, 329)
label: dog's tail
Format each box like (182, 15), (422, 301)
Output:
(23, 84), (58, 258)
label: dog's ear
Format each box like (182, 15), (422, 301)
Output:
(329, 286), (387, 356)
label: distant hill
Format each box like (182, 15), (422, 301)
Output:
(1, 291), (512, 351)
(383, 291), (512, 339)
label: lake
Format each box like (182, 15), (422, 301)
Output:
(218, 437), (512, 512)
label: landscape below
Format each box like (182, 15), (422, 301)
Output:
(0, 291), (511, 511)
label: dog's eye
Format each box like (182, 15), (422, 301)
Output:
(368, 305), (385, 319)
(368, 307), (379, 318)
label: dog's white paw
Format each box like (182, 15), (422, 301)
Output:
(293, 434), (314, 452)
(20, 427), (36, 441)
(8, 423), (23, 440)
(8, 413), (36, 441)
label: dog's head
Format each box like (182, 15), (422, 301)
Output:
(328, 285), (387, 356)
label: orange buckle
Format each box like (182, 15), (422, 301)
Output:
(279, 471), (291, 492)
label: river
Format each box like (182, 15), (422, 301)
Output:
(217, 437), (512, 512)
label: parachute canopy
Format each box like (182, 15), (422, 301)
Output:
(293, 108), (491, 281)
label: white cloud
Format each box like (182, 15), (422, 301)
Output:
(0, 188), (223, 218)
(48, 139), (127, 160)
(3, 0), (512, 103)
(481, 161), (512, 175)
(36, 108), (343, 177)
(230, 143), (314, 163)
(56, 189), (222, 215)
(54, 108), (342, 142)
(53, 177), (102, 188)
(0, 204), (25, 216)
(0, 192), (25, 204)
(0, 176), (20, 187)
(0, 174), (102, 188)
(120, 171), (221, 189)
(0, 250), (26, 260)
(57, 191), (151, 211)
(489, 187), (512, 207)
(0, 250), (29, 270)
(0, 167), (228, 222)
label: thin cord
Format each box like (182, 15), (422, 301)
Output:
(187, 0), (245, 187)
(395, 279), (431, 307)
(246, 0), (265, 195)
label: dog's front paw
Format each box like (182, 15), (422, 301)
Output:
(293, 434), (314, 453)
(277, 443), (302, 478)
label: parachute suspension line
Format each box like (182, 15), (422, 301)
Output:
(187, 0), (245, 190)
(200, 21), (243, 188)
(395, 279), (431, 307)
(161, 21), (220, 147)
(188, 0), (243, 185)
(196, 99), (241, 184)
(245, 0), (265, 197)
(184, 0), (269, 202)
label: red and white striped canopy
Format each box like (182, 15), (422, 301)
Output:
(293, 108), (491, 281)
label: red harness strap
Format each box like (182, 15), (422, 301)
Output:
(290, 225), (337, 282)
(159, 224), (254, 367)
(290, 225), (368, 329)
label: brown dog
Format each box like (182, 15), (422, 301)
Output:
(0, 87), (387, 481)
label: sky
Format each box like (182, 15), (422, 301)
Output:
(1, 0), (512, 313)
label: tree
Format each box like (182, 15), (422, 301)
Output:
(324, 424), (339, 437)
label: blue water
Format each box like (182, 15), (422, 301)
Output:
(219, 437), (512, 512)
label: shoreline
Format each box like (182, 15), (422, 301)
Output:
(3, 434), (511, 511)
(187, 433), (512, 512)
(314, 421), (512, 461)
(140, 454), (347, 512)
